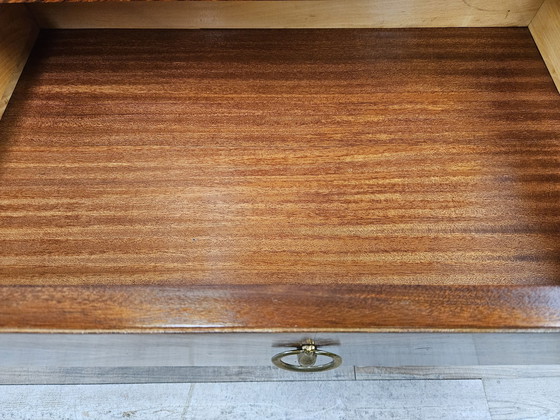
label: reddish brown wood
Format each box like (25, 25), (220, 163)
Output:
(0, 0), (286, 3)
(0, 29), (559, 331)
(1, 285), (560, 331)
(0, 0), (285, 2)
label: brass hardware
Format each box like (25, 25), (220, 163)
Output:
(271, 339), (342, 372)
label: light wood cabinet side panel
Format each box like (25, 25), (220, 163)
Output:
(530, 0), (560, 92)
(0, 5), (38, 119)
(29, 0), (543, 29)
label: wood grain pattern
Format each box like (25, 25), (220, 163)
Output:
(2, 333), (559, 368)
(485, 378), (560, 420)
(181, 381), (492, 420)
(0, 381), (492, 420)
(0, 366), (356, 384)
(0, 333), (460, 368)
(1, 29), (560, 331)
(1, 285), (560, 331)
(474, 332), (560, 364)
(2, 365), (560, 385)
(530, 0), (560, 93)
(0, 383), (193, 419)
(26, 0), (544, 29)
(0, 333), (478, 367)
(0, 5), (38, 119)
(356, 365), (560, 380)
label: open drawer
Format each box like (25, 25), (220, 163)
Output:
(1, 0), (560, 382)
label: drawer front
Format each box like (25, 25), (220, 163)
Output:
(1, 333), (559, 384)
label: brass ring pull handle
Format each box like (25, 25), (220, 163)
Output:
(271, 341), (342, 372)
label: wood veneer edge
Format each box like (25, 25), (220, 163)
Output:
(1, 285), (559, 332)
(529, 0), (560, 93)
(25, 0), (542, 29)
(0, 5), (39, 119)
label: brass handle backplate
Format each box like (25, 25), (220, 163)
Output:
(271, 340), (342, 372)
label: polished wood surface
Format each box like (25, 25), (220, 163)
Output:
(1, 29), (560, 331)
(530, 0), (560, 93)
(0, 5), (38, 118)
(26, 0), (544, 29)
(1, 285), (560, 331)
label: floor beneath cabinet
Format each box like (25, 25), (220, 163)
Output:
(1, 376), (559, 419)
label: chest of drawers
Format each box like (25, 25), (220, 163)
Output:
(1, 0), (559, 382)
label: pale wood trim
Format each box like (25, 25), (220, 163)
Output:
(530, 0), (560, 93)
(29, 0), (543, 29)
(0, 5), (39, 119)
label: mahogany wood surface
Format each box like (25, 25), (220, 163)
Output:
(7, 0), (284, 1)
(1, 285), (560, 332)
(1, 28), (560, 331)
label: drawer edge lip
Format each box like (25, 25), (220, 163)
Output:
(1, 328), (560, 334)
(1, 284), (560, 332)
